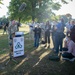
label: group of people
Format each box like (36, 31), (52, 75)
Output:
(29, 19), (75, 61)
(62, 20), (75, 61)
(29, 20), (51, 48)
(2, 19), (75, 61)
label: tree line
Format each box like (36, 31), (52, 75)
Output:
(0, 0), (73, 23)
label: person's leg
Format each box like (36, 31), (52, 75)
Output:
(54, 36), (56, 50)
(34, 36), (37, 47)
(62, 48), (68, 51)
(3, 30), (5, 35)
(36, 35), (39, 47)
(44, 33), (47, 47)
(6, 29), (7, 34)
(52, 35), (56, 49)
(48, 35), (50, 48)
(9, 38), (13, 55)
(62, 52), (74, 59)
(62, 48), (68, 54)
(55, 33), (59, 54)
(52, 35), (54, 47)
(59, 38), (63, 52)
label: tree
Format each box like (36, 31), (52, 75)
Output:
(66, 13), (72, 21)
(8, 0), (73, 22)
(0, 16), (9, 24)
(0, 0), (2, 4)
(0, 0), (3, 8)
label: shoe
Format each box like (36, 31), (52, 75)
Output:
(62, 57), (70, 61)
(69, 58), (75, 62)
(49, 55), (60, 61)
(48, 45), (50, 48)
(45, 47), (48, 49)
(62, 57), (75, 62)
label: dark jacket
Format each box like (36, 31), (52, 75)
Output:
(45, 24), (51, 35)
(33, 27), (41, 38)
(70, 25), (75, 43)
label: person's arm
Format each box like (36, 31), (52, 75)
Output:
(30, 24), (33, 28)
(64, 40), (68, 48)
(33, 27), (35, 32)
(49, 25), (51, 30)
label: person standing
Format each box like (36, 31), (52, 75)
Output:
(33, 24), (41, 47)
(40, 22), (45, 43)
(44, 21), (51, 48)
(54, 18), (65, 55)
(51, 21), (57, 50)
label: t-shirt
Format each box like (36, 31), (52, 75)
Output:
(67, 40), (75, 56)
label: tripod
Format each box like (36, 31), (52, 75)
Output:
(5, 52), (18, 65)
(5, 37), (18, 65)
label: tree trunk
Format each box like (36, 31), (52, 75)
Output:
(31, 1), (36, 21)
(18, 17), (21, 23)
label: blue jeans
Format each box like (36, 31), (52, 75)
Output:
(45, 32), (50, 44)
(52, 35), (56, 49)
(34, 35), (39, 47)
(55, 32), (63, 54)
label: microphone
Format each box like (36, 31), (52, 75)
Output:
(19, 2), (26, 12)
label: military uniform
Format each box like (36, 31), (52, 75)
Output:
(7, 21), (18, 52)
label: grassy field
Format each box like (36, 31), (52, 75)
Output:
(0, 25), (75, 75)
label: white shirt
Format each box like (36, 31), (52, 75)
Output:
(66, 23), (71, 31)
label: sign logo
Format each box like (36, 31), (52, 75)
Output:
(15, 42), (22, 49)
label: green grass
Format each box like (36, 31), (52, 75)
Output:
(0, 26), (75, 75)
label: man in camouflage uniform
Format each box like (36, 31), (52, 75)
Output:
(7, 20), (18, 54)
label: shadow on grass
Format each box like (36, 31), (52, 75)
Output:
(0, 33), (75, 75)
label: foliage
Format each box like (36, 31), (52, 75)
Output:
(8, 0), (73, 22)
(0, 0), (3, 4)
(0, 16), (9, 24)
(0, 0), (3, 8)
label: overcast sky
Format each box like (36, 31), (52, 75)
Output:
(54, 0), (75, 18)
(0, 0), (10, 17)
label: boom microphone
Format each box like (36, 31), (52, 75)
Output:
(19, 2), (26, 12)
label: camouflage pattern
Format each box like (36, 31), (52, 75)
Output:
(7, 21), (18, 46)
